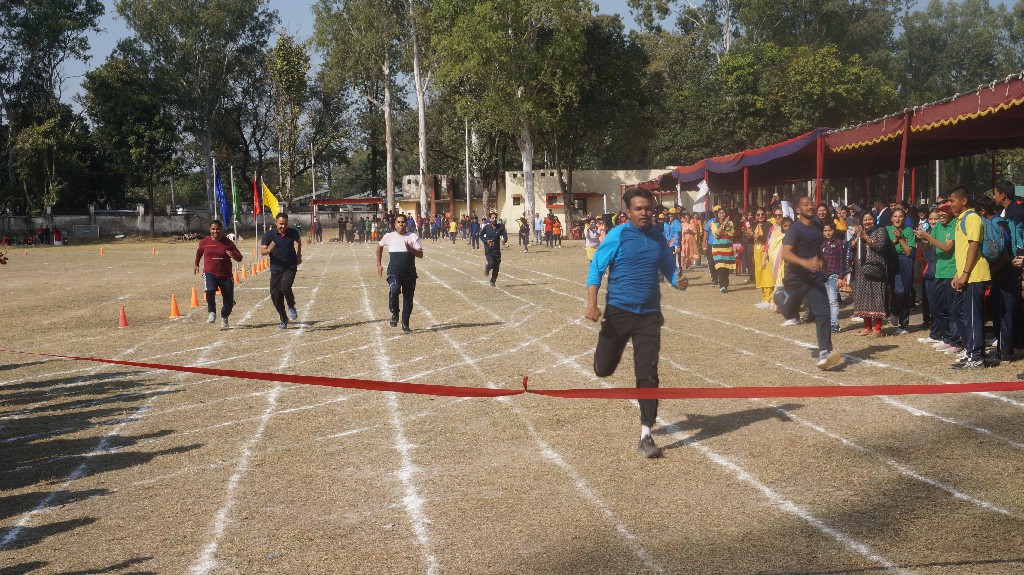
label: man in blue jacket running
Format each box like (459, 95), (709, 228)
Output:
(586, 188), (687, 458)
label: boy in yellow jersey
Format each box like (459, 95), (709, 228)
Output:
(948, 186), (997, 369)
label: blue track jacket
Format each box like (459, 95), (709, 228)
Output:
(587, 222), (678, 314)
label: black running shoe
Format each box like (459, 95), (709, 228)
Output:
(389, 314), (398, 327)
(636, 435), (663, 458)
(401, 324), (411, 333)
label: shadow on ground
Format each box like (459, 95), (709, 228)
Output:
(656, 404), (802, 449)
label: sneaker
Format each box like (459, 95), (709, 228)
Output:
(952, 359), (986, 370)
(389, 314), (398, 327)
(893, 328), (909, 336)
(207, 312), (216, 323)
(220, 317), (229, 329)
(720, 286), (728, 293)
(401, 324), (411, 333)
(484, 266), (490, 277)
(986, 337), (997, 347)
(918, 337), (941, 344)
(933, 341), (950, 349)
(287, 306), (298, 321)
(489, 280), (496, 287)
(754, 301), (770, 309)
(831, 326), (840, 334)
(817, 350), (842, 370)
(944, 345), (963, 355)
(780, 318), (799, 327)
(636, 435), (663, 458)
(952, 349), (968, 361)
(279, 320), (287, 329)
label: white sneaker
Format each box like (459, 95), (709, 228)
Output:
(207, 312), (216, 323)
(986, 337), (997, 347)
(817, 350), (842, 370)
(780, 318), (799, 327)
(893, 328), (909, 336)
(220, 317), (229, 329)
(755, 301), (770, 309)
(917, 337), (941, 344)
(931, 340), (949, 348)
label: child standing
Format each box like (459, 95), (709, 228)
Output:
(820, 221), (848, 333)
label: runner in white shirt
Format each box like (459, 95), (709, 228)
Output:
(376, 214), (424, 332)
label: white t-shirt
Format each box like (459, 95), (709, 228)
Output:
(379, 231), (423, 278)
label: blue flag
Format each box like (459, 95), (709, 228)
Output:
(215, 166), (232, 226)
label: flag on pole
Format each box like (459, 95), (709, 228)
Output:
(262, 182), (280, 218)
(252, 176), (261, 221)
(230, 168), (239, 224)
(215, 165), (232, 225)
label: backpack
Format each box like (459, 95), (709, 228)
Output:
(959, 209), (1007, 262)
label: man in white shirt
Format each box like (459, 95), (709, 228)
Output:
(376, 214), (424, 333)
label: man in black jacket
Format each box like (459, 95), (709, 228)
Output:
(480, 211), (508, 286)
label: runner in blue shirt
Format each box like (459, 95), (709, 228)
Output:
(586, 188), (687, 458)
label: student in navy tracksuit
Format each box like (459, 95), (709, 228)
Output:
(586, 188), (686, 459)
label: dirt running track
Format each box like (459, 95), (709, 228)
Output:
(1, 237), (1023, 575)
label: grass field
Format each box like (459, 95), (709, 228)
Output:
(1, 237), (1023, 575)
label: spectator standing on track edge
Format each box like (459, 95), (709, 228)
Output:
(261, 212), (302, 329)
(377, 213), (424, 333)
(481, 211), (508, 286)
(585, 188), (686, 459)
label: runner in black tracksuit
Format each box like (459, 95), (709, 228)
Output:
(480, 212), (508, 286)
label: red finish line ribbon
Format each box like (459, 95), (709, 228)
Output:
(4, 349), (1024, 400)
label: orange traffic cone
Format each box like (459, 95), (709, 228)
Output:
(152, 247), (156, 255)
(118, 306), (128, 328)
(216, 286), (222, 295)
(240, 264), (247, 279)
(169, 294), (182, 319)
(233, 269), (239, 283)
(100, 247), (104, 256)
(190, 286), (201, 308)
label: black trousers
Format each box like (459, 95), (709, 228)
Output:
(716, 265), (731, 288)
(593, 305), (662, 428)
(781, 278), (832, 354)
(203, 273), (235, 318)
(387, 274), (416, 326)
(270, 268), (297, 322)
(485, 250), (501, 283)
(993, 270), (1020, 360)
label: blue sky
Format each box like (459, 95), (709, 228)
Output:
(64, 0), (638, 101)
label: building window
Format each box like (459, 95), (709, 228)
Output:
(513, 196), (521, 206)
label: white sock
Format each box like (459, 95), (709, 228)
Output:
(641, 425), (652, 439)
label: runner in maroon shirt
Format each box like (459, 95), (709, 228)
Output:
(194, 220), (243, 328)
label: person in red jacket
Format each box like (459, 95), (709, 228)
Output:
(194, 220), (243, 328)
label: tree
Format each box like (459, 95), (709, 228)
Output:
(83, 40), (178, 236)
(545, 14), (659, 224)
(433, 0), (589, 221)
(407, 0), (433, 215)
(314, 0), (405, 210)
(0, 0), (103, 213)
(270, 33), (311, 204)
(116, 0), (278, 214)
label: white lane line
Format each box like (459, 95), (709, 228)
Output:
(189, 252), (333, 575)
(660, 420), (915, 575)
(666, 358), (1018, 518)
(0, 292), (272, 551)
(522, 334), (913, 574)
(412, 281), (668, 573)
(356, 249), (439, 575)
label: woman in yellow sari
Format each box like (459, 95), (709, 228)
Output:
(765, 216), (792, 312)
(748, 209), (774, 308)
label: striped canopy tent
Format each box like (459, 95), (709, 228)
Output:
(641, 71), (1024, 209)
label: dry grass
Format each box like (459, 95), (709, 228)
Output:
(1, 238), (1023, 574)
